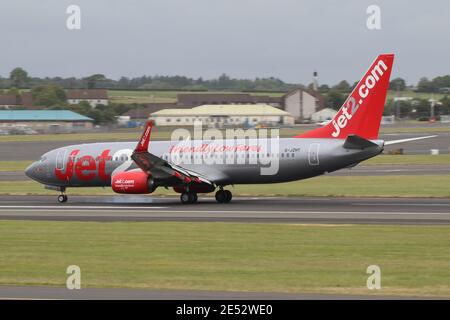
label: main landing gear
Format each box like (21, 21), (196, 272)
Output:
(179, 188), (233, 204)
(215, 189), (232, 203)
(180, 191), (198, 204)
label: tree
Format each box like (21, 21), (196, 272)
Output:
(440, 95), (450, 115)
(9, 67), (29, 88)
(325, 90), (345, 110)
(83, 74), (107, 89)
(31, 85), (67, 107)
(389, 77), (406, 91)
(431, 75), (450, 90)
(417, 77), (435, 93)
(318, 84), (330, 93)
(332, 80), (351, 92)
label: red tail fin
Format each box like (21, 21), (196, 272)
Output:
(135, 121), (153, 153)
(296, 54), (394, 140)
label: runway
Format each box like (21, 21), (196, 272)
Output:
(1, 195), (450, 225)
(0, 285), (426, 300)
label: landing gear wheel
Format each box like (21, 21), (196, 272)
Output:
(180, 192), (190, 204)
(181, 192), (198, 204)
(222, 190), (232, 203)
(215, 190), (232, 203)
(57, 195), (67, 203)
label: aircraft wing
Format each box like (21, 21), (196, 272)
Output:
(131, 121), (214, 185)
(384, 135), (437, 146)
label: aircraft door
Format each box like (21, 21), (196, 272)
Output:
(308, 143), (320, 166)
(56, 149), (67, 170)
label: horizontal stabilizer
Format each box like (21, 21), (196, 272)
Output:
(384, 135), (437, 146)
(343, 135), (378, 150)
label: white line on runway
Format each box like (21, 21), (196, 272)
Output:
(352, 203), (450, 207)
(0, 206), (167, 210)
(0, 209), (449, 215)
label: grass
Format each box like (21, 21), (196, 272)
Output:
(0, 161), (33, 172)
(1, 124), (450, 143)
(107, 89), (286, 104)
(2, 174), (450, 197)
(0, 220), (449, 297)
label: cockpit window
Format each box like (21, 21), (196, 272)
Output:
(39, 156), (47, 162)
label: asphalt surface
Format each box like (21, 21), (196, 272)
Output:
(0, 285), (429, 300)
(0, 195), (450, 225)
(1, 131), (449, 161)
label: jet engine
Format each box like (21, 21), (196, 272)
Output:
(111, 170), (157, 194)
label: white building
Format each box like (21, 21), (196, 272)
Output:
(150, 104), (294, 127)
(67, 89), (108, 107)
(311, 108), (337, 122)
(283, 87), (325, 122)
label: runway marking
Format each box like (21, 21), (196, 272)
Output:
(0, 206), (167, 210)
(353, 203), (450, 207)
(0, 209), (449, 215)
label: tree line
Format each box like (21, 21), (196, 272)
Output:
(2, 67), (450, 93)
(1, 67), (450, 123)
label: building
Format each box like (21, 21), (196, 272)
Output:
(0, 94), (21, 108)
(0, 110), (93, 133)
(283, 87), (325, 122)
(122, 90), (325, 123)
(177, 93), (282, 108)
(311, 108), (337, 122)
(66, 89), (108, 107)
(150, 104), (294, 128)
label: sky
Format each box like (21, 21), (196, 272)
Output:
(0, 0), (449, 85)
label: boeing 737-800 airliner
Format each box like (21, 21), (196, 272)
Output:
(25, 54), (435, 204)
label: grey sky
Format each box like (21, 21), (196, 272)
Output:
(0, 0), (449, 85)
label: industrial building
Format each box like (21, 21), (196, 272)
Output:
(150, 104), (294, 128)
(0, 110), (93, 133)
(66, 89), (108, 107)
(123, 89), (325, 123)
(310, 108), (337, 122)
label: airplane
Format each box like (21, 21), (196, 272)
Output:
(25, 54), (436, 204)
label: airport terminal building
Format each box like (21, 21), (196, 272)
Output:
(150, 104), (294, 128)
(0, 110), (94, 133)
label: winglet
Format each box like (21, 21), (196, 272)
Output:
(135, 121), (154, 153)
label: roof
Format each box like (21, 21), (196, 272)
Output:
(66, 89), (108, 100)
(177, 93), (282, 106)
(151, 104), (292, 117)
(122, 103), (181, 119)
(312, 108), (337, 115)
(0, 110), (93, 121)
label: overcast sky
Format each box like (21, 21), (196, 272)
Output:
(0, 0), (449, 85)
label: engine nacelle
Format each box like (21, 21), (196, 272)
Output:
(111, 170), (157, 194)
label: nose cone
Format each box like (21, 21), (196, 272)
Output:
(25, 162), (38, 181)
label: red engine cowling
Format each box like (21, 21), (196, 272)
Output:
(111, 170), (157, 194)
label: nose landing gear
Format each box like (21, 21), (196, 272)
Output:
(57, 195), (68, 203)
(57, 187), (68, 203)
